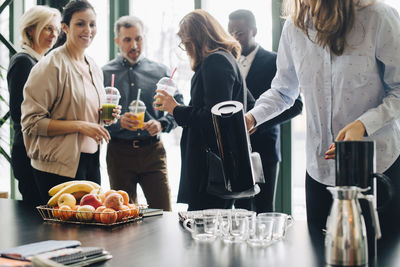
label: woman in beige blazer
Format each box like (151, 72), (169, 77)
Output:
(21, 0), (120, 203)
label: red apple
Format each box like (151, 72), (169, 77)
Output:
(90, 188), (105, 203)
(57, 193), (76, 208)
(104, 193), (123, 211)
(76, 205), (95, 221)
(80, 193), (103, 209)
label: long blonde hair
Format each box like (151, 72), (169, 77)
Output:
(178, 9), (241, 70)
(283, 0), (375, 55)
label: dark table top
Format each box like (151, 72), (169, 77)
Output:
(1, 199), (399, 266)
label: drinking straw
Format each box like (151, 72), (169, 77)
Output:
(111, 74), (115, 87)
(109, 74), (115, 103)
(134, 88), (142, 113)
(166, 67), (177, 88)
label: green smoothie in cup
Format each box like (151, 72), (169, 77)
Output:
(102, 103), (117, 120)
(101, 87), (120, 121)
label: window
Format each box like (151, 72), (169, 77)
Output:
(130, 0), (194, 103)
(86, 0), (109, 67)
(126, 0), (195, 210)
(0, 0), (11, 197)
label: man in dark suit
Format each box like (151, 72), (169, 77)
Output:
(228, 9), (303, 213)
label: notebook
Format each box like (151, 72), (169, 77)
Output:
(0, 240), (81, 261)
(37, 246), (105, 264)
(31, 250), (112, 267)
(0, 241), (112, 266)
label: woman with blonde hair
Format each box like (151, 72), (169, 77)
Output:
(7, 5), (61, 205)
(246, 0), (400, 236)
(21, 0), (120, 203)
(155, 9), (253, 210)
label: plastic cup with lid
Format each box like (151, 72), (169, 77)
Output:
(128, 100), (146, 130)
(155, 77), (178, 107)
(102, 87), (121, 121)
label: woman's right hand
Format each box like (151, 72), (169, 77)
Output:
(245, 113), (257, 134)
(78, 121), (111, 144)
(153, 89), (178, 115)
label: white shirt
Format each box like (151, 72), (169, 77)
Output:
(238, 45), (259, 79)
(249, 2), (400, 185)
(21, 44), (42, 61)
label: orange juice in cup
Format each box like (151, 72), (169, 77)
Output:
(129, 100), (146, 130)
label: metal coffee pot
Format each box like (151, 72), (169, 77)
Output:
(325, 186), (381, 266)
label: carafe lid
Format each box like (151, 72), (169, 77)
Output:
(211, 101), (242, 117)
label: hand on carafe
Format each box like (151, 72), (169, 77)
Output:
(325, 120), (366, 160)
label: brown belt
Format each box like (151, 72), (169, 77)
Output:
(111, 136), (160, 148)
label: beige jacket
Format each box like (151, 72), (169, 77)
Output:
(21, 45), (105, 178)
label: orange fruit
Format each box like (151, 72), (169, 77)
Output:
(117, 205), (130, 221)
(128, 203), (139, 218)
(59, 205), (73, 221)
(117, 190), (130, 205)
(72, 205), (80, 219)
(100, 208), (117, 224)
(52, 206), (61, 218)
(94, 206), (106, 222)
(104, 189), (117, 199)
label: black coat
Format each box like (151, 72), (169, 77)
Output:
(7, 53), (38, 146)
(173, 50), (253, 205)
(248, 46), (303, 163)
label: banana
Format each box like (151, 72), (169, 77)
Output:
(84, 181), (101, 189)
(47, 182), (95, 207)
(48, 180), (100, 196)
(48, 181), (75, 196)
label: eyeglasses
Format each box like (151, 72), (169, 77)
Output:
(178, 42), (186, 51)
(43, 25), (60, 35)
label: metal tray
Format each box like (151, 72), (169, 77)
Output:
(36, 204), (148, 226)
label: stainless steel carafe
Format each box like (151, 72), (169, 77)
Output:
(325, 186), (381, 266)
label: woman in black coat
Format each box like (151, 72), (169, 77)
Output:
(7, 6), (60, 205)
(154, 10), (252, 211)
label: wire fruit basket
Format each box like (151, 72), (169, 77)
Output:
(36, 204), (148, 226)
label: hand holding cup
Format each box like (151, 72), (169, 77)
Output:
(153, 77), (179, 114)
(101, 87), (121, 124)
(124, 100), (146, 130)
(101, 105), (121, 126)
(153, 89), (178, 115)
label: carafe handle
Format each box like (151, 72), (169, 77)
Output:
(358, 193), (382, 239)
(373, 173), (394, 211)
